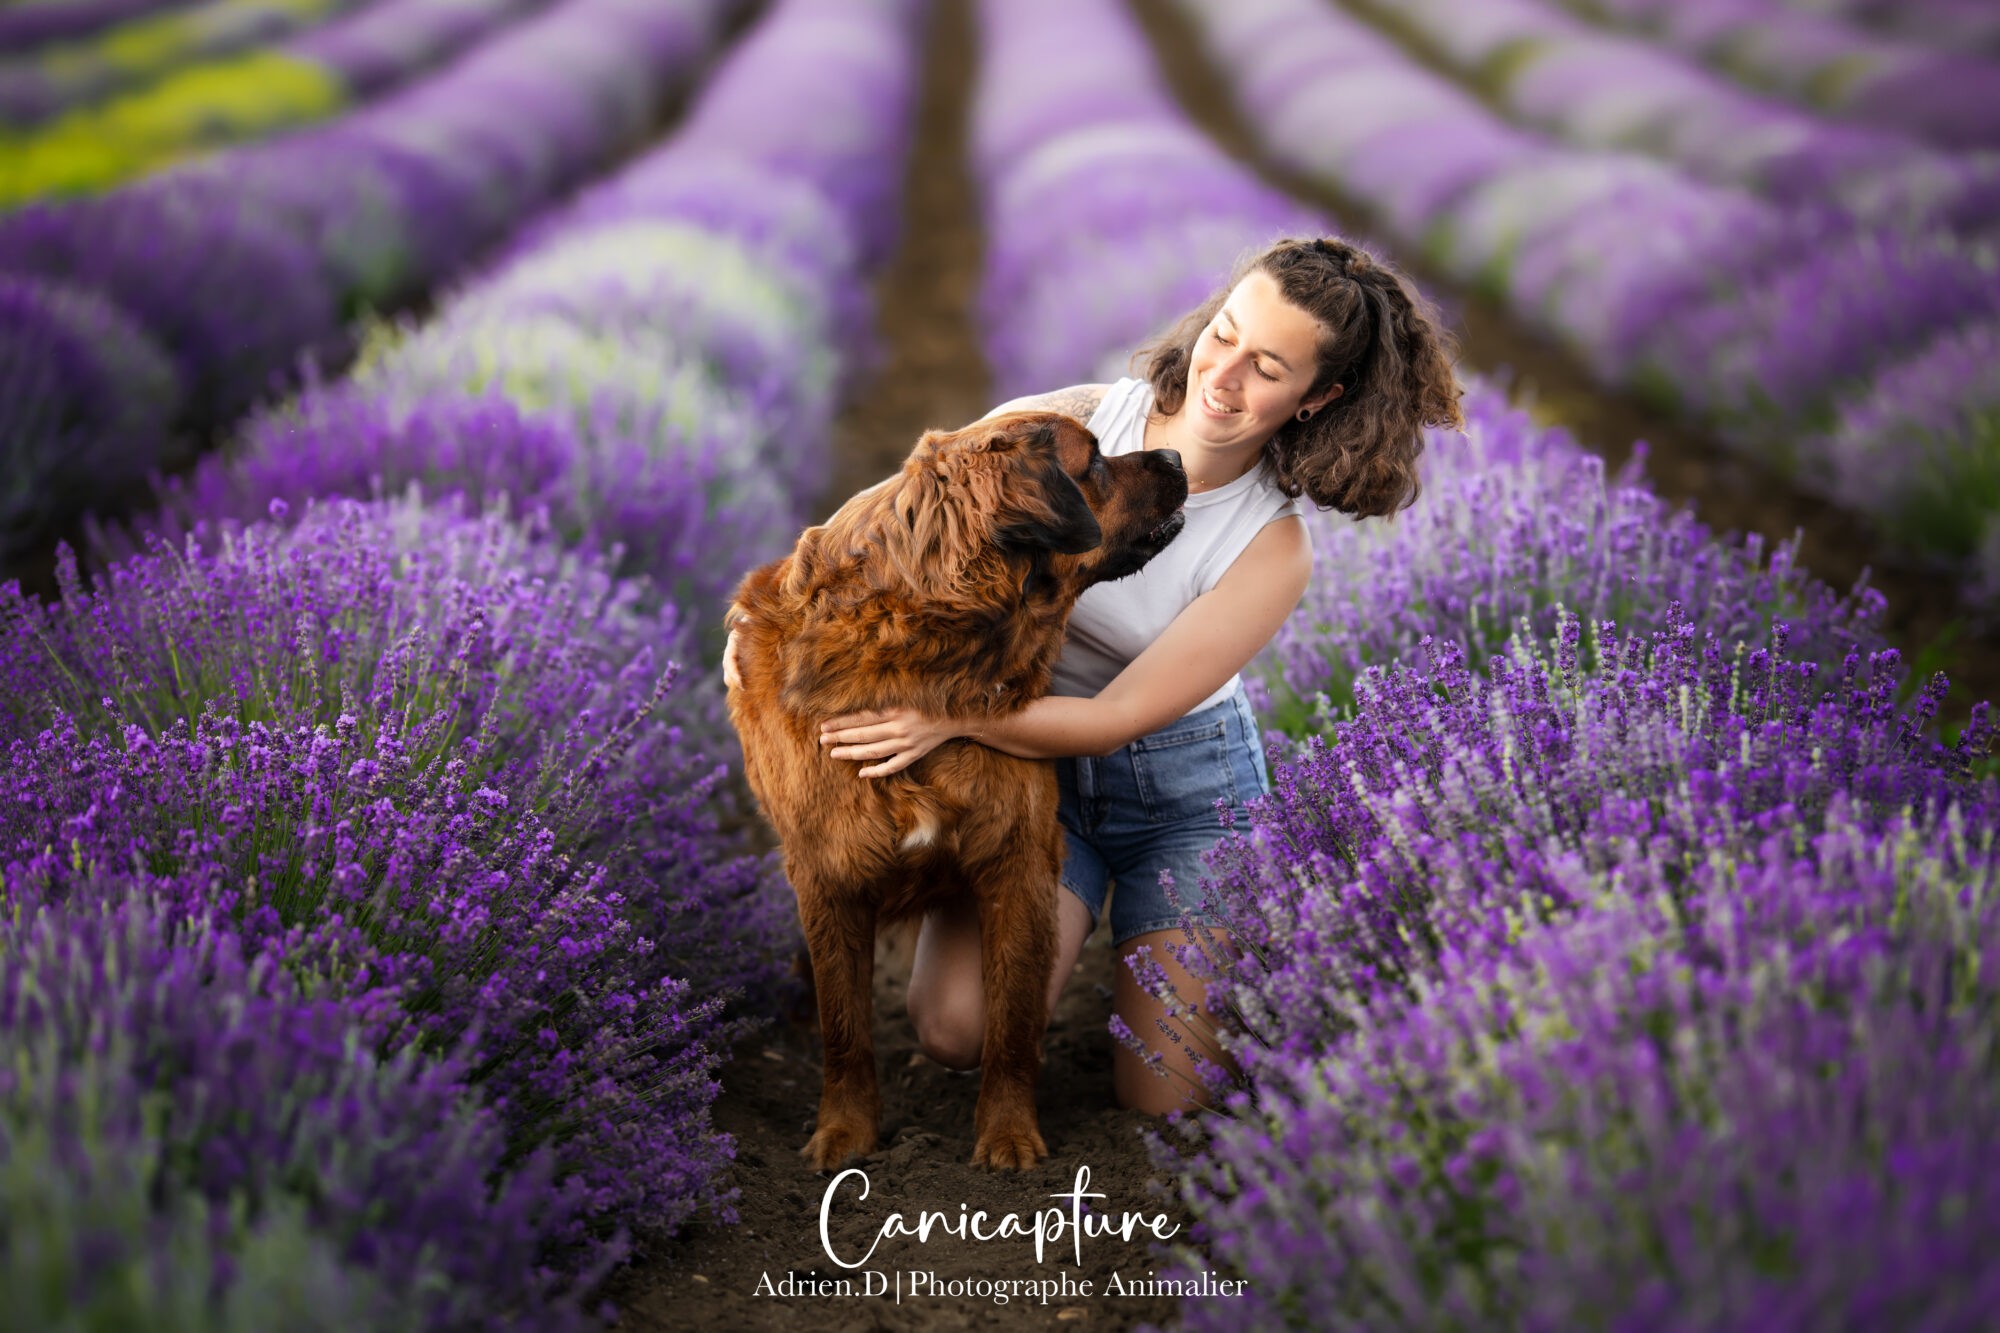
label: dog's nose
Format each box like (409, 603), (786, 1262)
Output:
(1154, 448), (1183, 472)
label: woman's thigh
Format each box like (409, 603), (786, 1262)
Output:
(1099, 691), (1268, 947)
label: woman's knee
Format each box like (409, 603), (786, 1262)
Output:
(905, 891), (1094, 1072)
(909, 988), (984, 1070)
(906, 903), (988, 1070)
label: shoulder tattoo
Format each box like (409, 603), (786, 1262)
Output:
(1012, 383), (1109, 424)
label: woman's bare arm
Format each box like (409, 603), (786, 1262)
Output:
(722, 384), (1115, 688)
(820, 515), (1313, 774)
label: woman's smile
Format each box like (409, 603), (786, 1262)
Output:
(1198, 385), (1240, 417)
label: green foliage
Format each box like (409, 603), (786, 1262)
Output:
(0, 51), (345, 205)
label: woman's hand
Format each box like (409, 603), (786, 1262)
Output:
(819, 707), (968, 778)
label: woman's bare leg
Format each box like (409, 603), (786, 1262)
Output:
(907, 888), (1097, 1070)
(1110, 927), (1245, 1115)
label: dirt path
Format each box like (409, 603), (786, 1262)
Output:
(608, 4), (1203, 1329)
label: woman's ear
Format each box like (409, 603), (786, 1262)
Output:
(1305, 383), (1343, 414)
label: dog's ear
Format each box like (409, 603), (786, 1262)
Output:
(1000, 461), (1100, 555)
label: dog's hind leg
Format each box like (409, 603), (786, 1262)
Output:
(794, 877), (883, 1172)
(968, 844), (1060, 1171)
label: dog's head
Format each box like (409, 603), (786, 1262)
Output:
(766, 412), (1186, 712)
(866, 410), (1188, 600)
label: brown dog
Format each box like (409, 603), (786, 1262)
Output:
(725, 411), (1186, 1171)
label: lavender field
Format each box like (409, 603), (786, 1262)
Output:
(2, 0), (1997, 1327)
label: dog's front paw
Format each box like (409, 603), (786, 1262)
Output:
(971, 1120), (1048, 1171)
(801, 1119), (878, 1172)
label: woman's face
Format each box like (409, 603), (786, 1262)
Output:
(1183, 269), (1328, 449)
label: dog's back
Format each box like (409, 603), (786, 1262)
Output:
(727, 554), (1059, 924)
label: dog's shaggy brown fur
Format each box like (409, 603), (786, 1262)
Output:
(725, 411), (1186, 1171)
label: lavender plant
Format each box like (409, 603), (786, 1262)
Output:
(1248, 386), (1888, 731)
(342, 321), (797, 610)
(0, 0), (559, 208)
(1817, 318), (2000, 578)
(3, 493), (789, 1003)
(0, 0), (202, 58)
(0, 497), (797, 1270)
(1552, 0), (2000, 150)
(1123, 608), (1999, 1328)
(637, 0), (925, 271)
(0, 695), (747, 1278)
(0, 0), (366, 127)
(0, 180), (338, 432)
(1149, 814), (2000, 1329)
(0, 884), (592, 1327)
(1349, 0), (2000, 235)
(127, 382), (770, 620)
(0, 273), (181, 559)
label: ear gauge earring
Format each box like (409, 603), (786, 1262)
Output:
(1295, 407), (1315, 422)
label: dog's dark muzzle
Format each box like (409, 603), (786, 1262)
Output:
(1083, 448), (1188, 585)
(1139, 448), (1188, 546)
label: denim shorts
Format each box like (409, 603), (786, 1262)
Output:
(1057, 689), (1271, 948)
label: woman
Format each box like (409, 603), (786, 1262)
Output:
(738, 236), (1463, 1115)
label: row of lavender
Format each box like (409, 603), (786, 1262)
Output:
(1555, 0), (2000, 147)
(1765, 0), (2000, 56)
(0, 0), (368, 123)
(1172, 0), (2000, 607)
(0, 0), (924, 1323)
(1347, 0), (2000, 235)
(0, 0), (559, 206)
(0, 0), (744, 566)
(0, 0), (201, 54)
(970, 0), (1998, 1326)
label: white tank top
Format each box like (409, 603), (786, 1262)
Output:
(1050, 377), (1305, 715)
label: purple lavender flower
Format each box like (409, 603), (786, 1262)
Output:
(1560, 0), (2000, 150)
(1811, 0), (2000, 52)
(119, 381), (773, 618)
(289, 0), (553, 98)
(0, 0), (198, 57)
(0, 883), (594, 1327)
(1816, 317), (2000, 570)
(5, 492), (791, 985)
(0, 180), (338, 432)
(1362, 0), (2000, 234)
(0, 660), (764, 1277)
(1250, 384), (1887, 730)
(0, 273), (181, 558)
(1124, 606), (1998, 1327)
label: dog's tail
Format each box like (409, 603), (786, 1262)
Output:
(894, 794), (952, 855)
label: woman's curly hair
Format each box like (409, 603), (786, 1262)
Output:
(1138, 236), (1464, 518)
